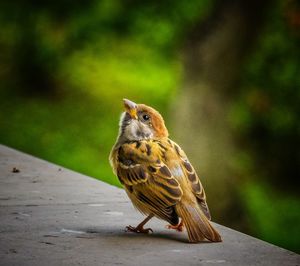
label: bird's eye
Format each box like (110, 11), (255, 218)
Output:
(142, 114), (150, 121)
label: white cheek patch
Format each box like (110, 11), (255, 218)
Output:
(128, 120), (139, 139)
(123, 120), (138, 140)
(139, 123), (153, 139)
(131, 123), (153, 140)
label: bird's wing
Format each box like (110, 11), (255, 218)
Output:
(169, 140), (211, 220)
(115, 140), (183, 223)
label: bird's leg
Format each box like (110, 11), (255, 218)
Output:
(166, 220), (184, 232)
(126, 214), (154, 234)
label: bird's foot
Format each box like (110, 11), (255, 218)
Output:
(125, 225), (153, 234)
(166, 221), (184, 232)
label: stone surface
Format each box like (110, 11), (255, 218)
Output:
(0, 144), (299, 266)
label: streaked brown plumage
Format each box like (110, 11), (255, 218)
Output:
(109, 99), (221, 243)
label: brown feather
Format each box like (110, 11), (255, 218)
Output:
(176, 202), (221, 242)
(167, 139), (212, 220)
(111, 140), (182, 224)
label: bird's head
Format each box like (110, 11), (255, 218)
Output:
(118, 99), (169, 141)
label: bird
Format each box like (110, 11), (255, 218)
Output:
(109, 99), (222, 243)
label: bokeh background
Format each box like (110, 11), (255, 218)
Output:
(0, 0), (299, 253)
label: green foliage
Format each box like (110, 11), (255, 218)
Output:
(242, 182), (300, 253)
(60, 39), (180, 100)
(229, 0), (300, 191)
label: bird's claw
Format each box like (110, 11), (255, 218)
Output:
(125, 225), (153, 234)
(166, 222), (184, 232)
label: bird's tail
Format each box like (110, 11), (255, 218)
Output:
(176, 202), (222, 243)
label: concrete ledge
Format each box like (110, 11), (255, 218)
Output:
(0, 144), (299, 266)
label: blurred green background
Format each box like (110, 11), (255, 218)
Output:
(0, 0), (299, 253)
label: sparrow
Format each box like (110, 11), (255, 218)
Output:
(109, 99), (221, 243)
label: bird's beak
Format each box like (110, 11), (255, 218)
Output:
(123, 99), (138, 119)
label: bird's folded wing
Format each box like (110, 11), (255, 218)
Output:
(170, 140), (211, 220)
(116, 140), (183, 208)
